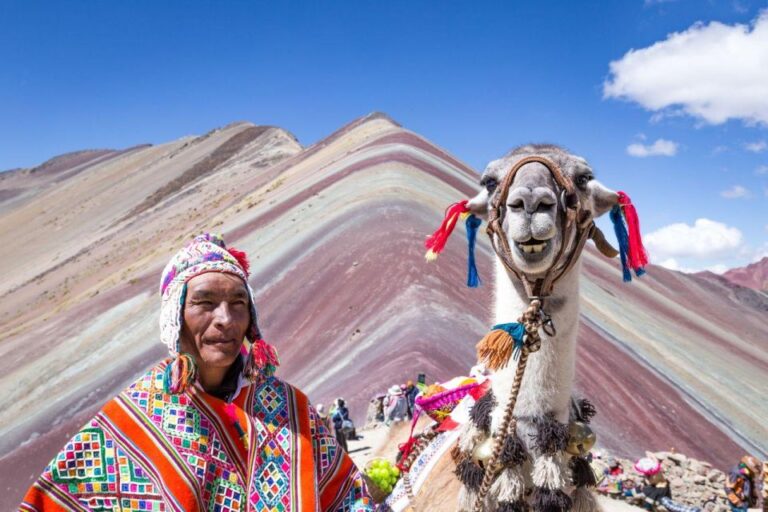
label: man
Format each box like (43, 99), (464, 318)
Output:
(330, 399), (351, 452)
(725, 455), (762, 512)
(415, 373), (427, 393)
(21, 234), (373, 511)
(404, 380), (418, 419)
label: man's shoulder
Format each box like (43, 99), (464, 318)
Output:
(252, 374), (311, 403)
(122, 359), (170, 394)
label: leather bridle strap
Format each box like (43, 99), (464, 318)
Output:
(485, 156), (595, 299)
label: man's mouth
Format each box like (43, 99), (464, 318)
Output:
(205, 338), (236, 345)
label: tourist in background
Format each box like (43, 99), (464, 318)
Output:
(725, 455), (762, 512)
(332, 398), (352, 451)
(404, 380), (419, 419)
(383, 384), (407, 426)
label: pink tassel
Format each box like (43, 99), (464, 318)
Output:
(227, 247), (250, 275)
(244, 339), (280, 381)
(424, 200), (470, 261)
(225, 403), (249, 449)
(618, 192), (649, 271)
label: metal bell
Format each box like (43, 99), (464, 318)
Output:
(472, 436), (495, 463)
(566, 421), (596, 456)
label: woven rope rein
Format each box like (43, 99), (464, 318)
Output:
(401, 429), (438, 508)
(472, 299), (543, 511)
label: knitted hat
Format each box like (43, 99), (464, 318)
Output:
(634, 457), (662, 476)
(159, 233), (278, 393)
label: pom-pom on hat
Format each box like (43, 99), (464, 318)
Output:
(634, 457), (662, 477)
(158, 233), (279, 393)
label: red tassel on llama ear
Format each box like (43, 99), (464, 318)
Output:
(227, 247), (250, 275)
(425, 200), (470, 261)
(617, 192), (648, 276)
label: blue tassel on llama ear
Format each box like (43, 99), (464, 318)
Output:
(609, 205), (632, 282)
(465, 214), (482, 288)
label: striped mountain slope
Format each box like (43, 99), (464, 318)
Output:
(0, 113), (765, 509)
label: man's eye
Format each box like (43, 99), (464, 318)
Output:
(483, 178), (498, 193)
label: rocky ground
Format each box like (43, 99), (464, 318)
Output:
(595, 451), (735, 512)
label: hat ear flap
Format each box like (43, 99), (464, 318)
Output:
(163, 353), (197, 394)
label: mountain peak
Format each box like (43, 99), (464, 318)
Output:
(721, 256), (768, 292)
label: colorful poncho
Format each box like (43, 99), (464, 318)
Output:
(20, 361), (373, 512)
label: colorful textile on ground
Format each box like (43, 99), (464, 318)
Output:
(21, 361), (373, 512)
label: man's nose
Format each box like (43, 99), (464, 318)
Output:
(212, 302), (233, 327)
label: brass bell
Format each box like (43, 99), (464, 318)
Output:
(472, 436), (495, 464)
(566, 421), (596, 456)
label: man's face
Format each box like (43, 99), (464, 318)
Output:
(180, 272), (251, 371)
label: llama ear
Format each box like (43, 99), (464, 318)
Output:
(467, 189), (489, 219)
(590, 181), (619, 218)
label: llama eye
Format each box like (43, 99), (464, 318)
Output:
(575, 174), (593, 188)
(483, 178), (498, 193)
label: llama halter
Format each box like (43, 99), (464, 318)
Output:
(487, 155), (614, 301)
(424, 156), (648, 292)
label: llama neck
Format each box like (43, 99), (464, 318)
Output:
(490, 257), (581, 428)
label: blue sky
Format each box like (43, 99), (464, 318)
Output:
(1, 0), (766, 272)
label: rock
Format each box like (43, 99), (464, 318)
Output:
(689, 460), (708, 476)
(692, 474), (707, 485)
(669, 465), (685, 478)
(668, 452), (688, 464)
(707, 469), (724, 483)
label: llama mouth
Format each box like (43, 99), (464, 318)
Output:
(516, 240), (548, 254)
(514, 238), (553, 260)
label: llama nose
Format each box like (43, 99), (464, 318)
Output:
(527, 188), (557, 214)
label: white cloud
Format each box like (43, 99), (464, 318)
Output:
(657, 258), (686, 271)
(753, 242), (768, 262)
(604, 12), (768, 125)
(720, 185), (752, 199)
(657, 258), (729, 274)
(755, 165), (768, 175)
(626, 138), (678, 157)
(645, 218), (744, 260)
(745, 140), (767, 152)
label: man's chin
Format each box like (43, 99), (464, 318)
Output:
(198, 347), (242, 368)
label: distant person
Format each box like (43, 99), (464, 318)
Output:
(725, 455), (762, 512)
(631, 457), (700, 512)
(416, 372), (427, 393)
(19, 233), (372, 510)
(332, 398), (353, 451)
(316, 402), (331, 430)
(383, 384), (408, 426)
(404, 380), (419, 419)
